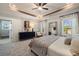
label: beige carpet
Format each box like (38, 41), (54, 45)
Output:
(0, 39), (35, 56)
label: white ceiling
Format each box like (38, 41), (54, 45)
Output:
(0, 3), (79, 20)
(15, 3), (66, 15)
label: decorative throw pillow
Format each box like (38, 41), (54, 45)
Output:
(64, 37), (72, 45)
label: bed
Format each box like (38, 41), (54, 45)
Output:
(47, 37), (72, 56)
(29, 35), (59, 56)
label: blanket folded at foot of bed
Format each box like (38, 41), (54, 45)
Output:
(29, 35), (59, 56)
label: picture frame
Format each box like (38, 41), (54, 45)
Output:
(48, 22), (57, 35)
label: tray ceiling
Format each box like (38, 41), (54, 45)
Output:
(0, 3), (79, 20)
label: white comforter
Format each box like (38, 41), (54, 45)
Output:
(47, 37), (72, 56)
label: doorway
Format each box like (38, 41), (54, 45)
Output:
(0, 20), (12, 44)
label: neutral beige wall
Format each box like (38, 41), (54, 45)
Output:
(36, 6), (79, 36)
(11, 19), (24, 42)
(0, 16), (24, 42)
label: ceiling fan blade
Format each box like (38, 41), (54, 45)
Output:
(42, 3), (47, 6)
(42, 8), (48, 10)
(39, 3), (42, 6)
(32, 8), (38, 10)
(34, 3), (39, 6)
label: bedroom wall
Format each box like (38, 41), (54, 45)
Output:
(37, 5), (79, 36)
(11, 19), (24, 42)
(48, 6), (79, 35)
(0, 16), (24, 42)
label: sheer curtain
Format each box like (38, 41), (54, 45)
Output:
(60, 13), (79, 36)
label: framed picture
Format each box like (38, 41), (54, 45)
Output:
(24, 21), (30, 31)
(48, 22), (57, 35)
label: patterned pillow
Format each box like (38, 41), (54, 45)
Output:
(64, 37), (72, 45)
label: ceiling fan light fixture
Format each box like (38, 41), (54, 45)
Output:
(38, 7), (42, 10)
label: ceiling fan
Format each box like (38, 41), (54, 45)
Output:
(32, 3), (48, 10)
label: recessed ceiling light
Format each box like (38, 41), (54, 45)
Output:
(9, 4), (18, 11)
(37, 15), (43, 19)
(64, 3), (73, 9)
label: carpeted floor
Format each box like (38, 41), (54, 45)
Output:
(0, 39), (35, 56)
